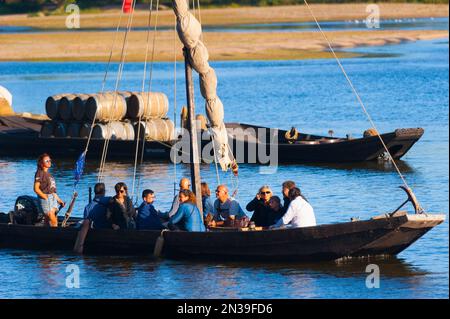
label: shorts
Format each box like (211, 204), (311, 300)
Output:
(39, 194), (59, 214)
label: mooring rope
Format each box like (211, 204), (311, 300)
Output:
(302, 0), (419, 206)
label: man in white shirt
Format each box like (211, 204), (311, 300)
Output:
(271, 187), (316, 228)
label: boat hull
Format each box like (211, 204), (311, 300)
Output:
(224, 123), (424, 163)
(0, 116), (423, 163)
(0, 213), (444, 261)
(350, 213), (445, 257)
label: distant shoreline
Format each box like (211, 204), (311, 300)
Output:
(0, 3), (448, 29)
(0, 3), (448, 62)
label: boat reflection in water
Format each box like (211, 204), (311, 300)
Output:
(2, 250), (429, 298)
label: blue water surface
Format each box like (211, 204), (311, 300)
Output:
(0, 38), (448, 298)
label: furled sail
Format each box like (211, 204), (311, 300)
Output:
(172, 0), (237, 174)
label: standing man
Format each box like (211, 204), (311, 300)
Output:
(34, 153), (65, 227)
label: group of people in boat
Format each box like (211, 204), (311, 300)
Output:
(32, 153), (316, 231)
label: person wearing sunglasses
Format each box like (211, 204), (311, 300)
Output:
(246, 185), (276, 228)
(106, 182), (136, 230)
(34, 153), (65, 227)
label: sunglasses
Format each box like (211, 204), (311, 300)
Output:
(44, 159), (52, 163)
(260, 191), (271, 195)
(119, 189), (127, 193)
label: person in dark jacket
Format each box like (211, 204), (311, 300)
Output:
(246, 185), (275, 228)
(168, 189), (205, 232)
(83, 182), (110, 229)
(281, 180), (296, 213)
(136, 189), (165, 230)
(106, 182), (136, 230)
(268, 196), (284, 225)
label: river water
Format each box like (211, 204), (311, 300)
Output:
(0, 17), (448, 33)
(0, 37), (448, 298)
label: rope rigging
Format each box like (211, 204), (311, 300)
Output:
(98, 0), (138, 183)
(173, 15), (178, 196)
(303, 0), (423, 212)
(133, 0), (162, 203)
(80, 0), (238, 203)
(131, 0), (157, 201)
(81, 2), (127, 165)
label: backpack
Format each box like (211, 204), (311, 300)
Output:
(12, 196), (44, 225)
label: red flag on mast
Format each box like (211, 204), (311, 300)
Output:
(123, 0), (133, 13)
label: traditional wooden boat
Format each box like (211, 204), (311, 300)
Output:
(223, 123), (424, 163)
(0, 0), (444, 264)
(0, 209), (444, 261)
(0, 115), (423, 163)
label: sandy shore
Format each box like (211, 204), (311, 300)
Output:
(0, 3), (448, 30)
(0, 29), (448, 62)
(0, 3), (447, 62)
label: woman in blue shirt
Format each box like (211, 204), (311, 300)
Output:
(168, 189), (205, 232)
(201, 182), (214, 220)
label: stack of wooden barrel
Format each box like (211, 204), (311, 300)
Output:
(42, 91), (175, 142)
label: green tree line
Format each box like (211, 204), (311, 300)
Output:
(1, 0), (448, 14)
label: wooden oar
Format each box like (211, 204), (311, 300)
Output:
(73, 219), (90, 254)
(61, 192), (78, 227)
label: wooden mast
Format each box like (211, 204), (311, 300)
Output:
(183, 48), (203, 216)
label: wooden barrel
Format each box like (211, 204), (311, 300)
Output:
(67, 123), (81, 138)
(79, 123), (92, 138)
(85, 93), (127, 122)
(122, 122), (135, 140)
(45, 94), (68, 120)
(58, 94), (77, 121)
(54, 122), (68, 138)
(72, 94), (91, 121)
(134, 119), (175, 142)
(92, 122), (133, 140)
(127, 92), (169, 120)
(40, 121), (55, 138)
